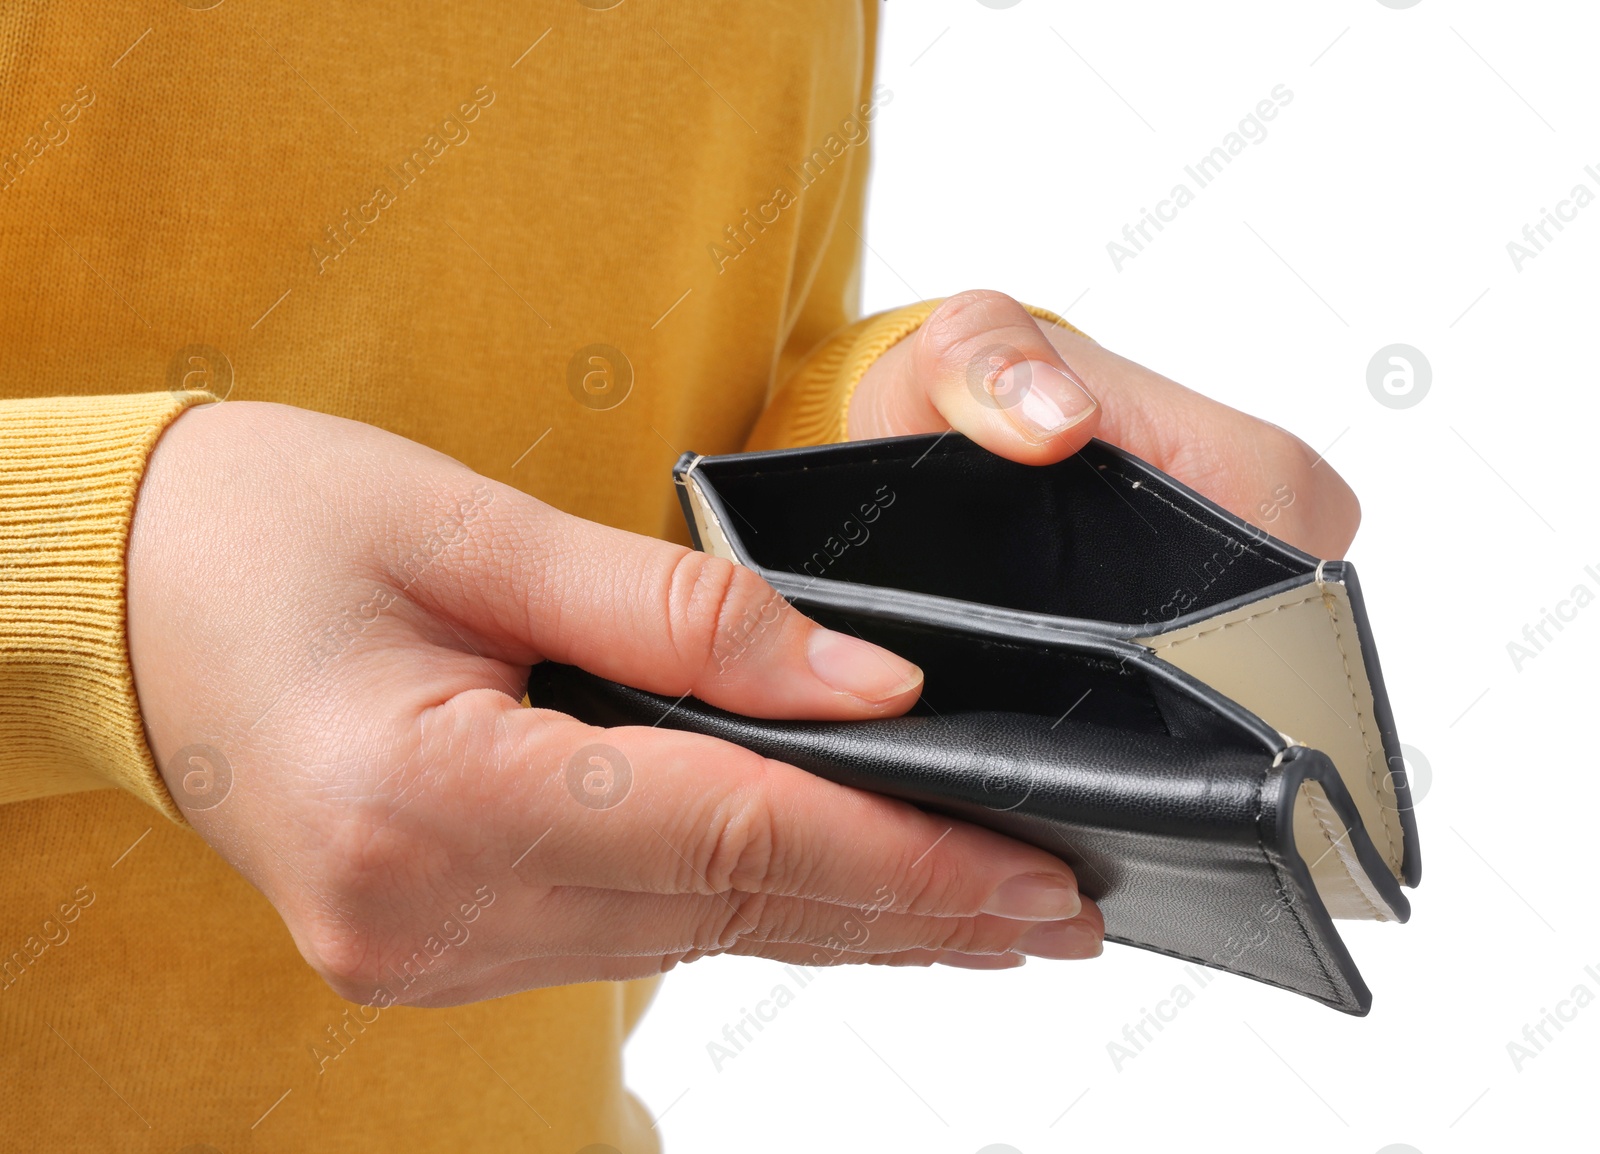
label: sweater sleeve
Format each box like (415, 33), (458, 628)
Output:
(0, 391), (212, 821)
(746, 299), (1092, 451)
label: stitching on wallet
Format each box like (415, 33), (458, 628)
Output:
(1250, 762), (1342, 1004)
(1104, 935), (1348, 1010)
(1103, 466), (1299, 575)
(1303, 785), (1385, 922)
(1147, 585), (1406, 880)
(1142, 592), (1322, 650)
(1320, 589), (1404, 875)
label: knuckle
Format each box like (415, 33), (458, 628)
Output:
(923, 916), (988, 954)
(663, 549), (784, 678)
(866, 823), (961, 916)
(918, 289), (1033, 365)
(694, 769), (781, 893)
(746, 893), (808, 946)
(937, 915), (1019, 955)
(695, 891), (771, 952)
(901, 857), (982, 919)
(301, 915), (384, 996)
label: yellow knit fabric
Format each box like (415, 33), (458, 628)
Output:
(0, 392), (205, 818)
(0, 4), (1081, 1150)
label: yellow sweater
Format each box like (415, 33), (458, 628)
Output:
(0, 4), (1055, 1150)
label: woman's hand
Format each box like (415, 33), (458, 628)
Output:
(128, 401), (1104, 1008)
(849, 289), (1361, 559)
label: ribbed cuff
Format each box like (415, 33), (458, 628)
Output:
(746, 299), (1093, 451)
(0, 391), (212, 820)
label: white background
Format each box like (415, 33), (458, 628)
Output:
(629, 2), (1599, 1150)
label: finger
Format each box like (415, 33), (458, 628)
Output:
(669, 890), (1105, 959)
(848, 289), (1101, 464)
(399, 484), (924, 719)
(718, 940), (1028, 969)
(365, 878), (1106, 1009)
(1038, 326), (1361, 557)
(400, 943), (1029, 1007)
(446, 700), (1085, 920)
(458, 883), (1104, 962)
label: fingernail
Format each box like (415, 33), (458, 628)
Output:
(1015, 920), (1104, 960)
(806, 629), (922, 703)
(981, 873), (1082, 921)
(940, 951), (1027, 971)
(993, 360), (1097, 440)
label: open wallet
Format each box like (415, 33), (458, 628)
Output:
(524, 432), (1422, 1014)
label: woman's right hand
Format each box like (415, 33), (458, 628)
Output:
(127, 400), (1103, 1008)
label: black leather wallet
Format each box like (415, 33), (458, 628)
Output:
(526, 433), (1421, 1014)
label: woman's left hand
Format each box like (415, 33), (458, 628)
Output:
(848, 289), (1361, 560)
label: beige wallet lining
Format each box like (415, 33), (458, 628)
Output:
(1140, 579), (1403, 921)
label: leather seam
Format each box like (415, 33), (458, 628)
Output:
(1251, 764), (1343, 1005)
(1302, 785), (1386, 922)
(1320, 590), (1404, 876)
(1142, 592), (1323, 651)
(1102, 466), (1300, 576)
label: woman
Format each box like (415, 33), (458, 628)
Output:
(0, 3), (1357, 1149)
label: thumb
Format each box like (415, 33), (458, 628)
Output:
(849, 289), (1101, 464)
(402, 486), (924, 720)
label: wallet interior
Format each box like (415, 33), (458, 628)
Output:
(679, 436), (1419, 928)
(684, 437), (1314, 628)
